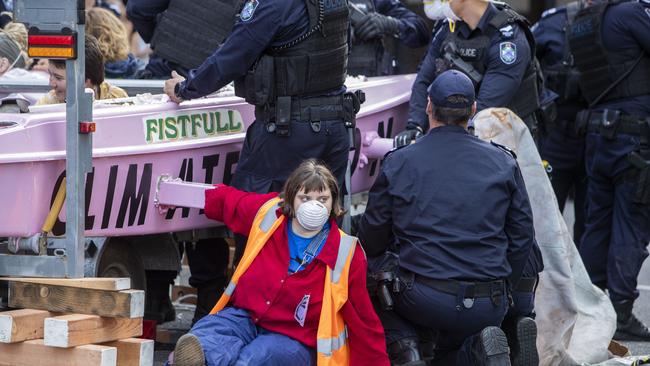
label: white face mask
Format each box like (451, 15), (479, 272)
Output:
(423, 0), (460, 21)
(296, 200), (329, 232)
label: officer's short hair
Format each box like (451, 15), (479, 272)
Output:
(280, 159), (345, 219)
(432, 95), (473, 125)
(49, 34), (105, 87)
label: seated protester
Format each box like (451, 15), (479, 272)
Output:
(86, 7), (144, 79)
(37, 34), (128, 105)
(169, 160), (389, 366)
(359, 70), (536, 366)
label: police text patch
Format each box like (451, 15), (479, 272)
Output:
(499, 42), (517, 65)
(240, 0), (259, 22)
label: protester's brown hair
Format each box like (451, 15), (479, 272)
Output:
(50, 35), (105, 87)
(280, 159), (344, 219)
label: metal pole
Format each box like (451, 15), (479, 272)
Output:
(64, 25), (93, 278)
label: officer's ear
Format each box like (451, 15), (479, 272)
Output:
(470, 101), (477, 117)
(426, 98), (433, 117)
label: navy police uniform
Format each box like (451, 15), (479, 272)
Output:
(533, 3), (588, 245)
(568, 0), (650, 340)
(170, 0), (352, 193)
(360, 70), (537, 365)
(348, 0), (429, 76)
(395, 3), (540, 148)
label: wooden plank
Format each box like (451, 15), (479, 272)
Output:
(0, 339), (117, 366)
(0, 277), (131, 291)
(44, 314), (143, 348)
(0, 309), (56, 343)
(103, 338), (154, 366)
(9, 282), (144, 318)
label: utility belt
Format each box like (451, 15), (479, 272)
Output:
(415, 276), (506, 309)
(577, 109), (650, 140)
(254, 91), (364, 137)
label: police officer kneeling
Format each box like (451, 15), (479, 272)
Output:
(359, 70), (536, 366)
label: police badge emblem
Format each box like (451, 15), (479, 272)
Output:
(500, 42), (517, 65)
(240, 0), (259, 22)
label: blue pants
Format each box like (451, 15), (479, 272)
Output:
(580, 132), (650, 302)
(182, 307), (315, 366)
(379, 274), (508, 365)
(231, 119), (349, 194)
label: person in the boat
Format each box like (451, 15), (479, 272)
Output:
(37, 34), (128, 105)
(169, 160), (389, 366)
(86, 7), (144, 79)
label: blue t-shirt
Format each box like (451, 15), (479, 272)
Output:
(287, 220), (329, 274)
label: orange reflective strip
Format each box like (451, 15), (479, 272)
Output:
(28, 47), (75, 59)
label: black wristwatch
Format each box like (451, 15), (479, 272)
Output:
(174, 82), (184, 101)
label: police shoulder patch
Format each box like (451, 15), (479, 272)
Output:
(240, 0), (259, 22)
(499, 42), (517, 65)
(491, 141), (517, 159)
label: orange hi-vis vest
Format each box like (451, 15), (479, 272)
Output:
(209, 197), (358, 366)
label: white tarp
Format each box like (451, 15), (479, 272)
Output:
(473, 108), (617, 366)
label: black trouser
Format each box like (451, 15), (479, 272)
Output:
(378, 270), (508, 366)
(182, 239), (230, 324)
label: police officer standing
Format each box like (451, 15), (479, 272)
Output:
(348, 0), (429, 76)
(127, 0), (238, 79)
(394, 0), (541, 148)
(568, 0), (650, 341)
(162, 0), (356, 314)
(360, 70), (536, 366)
(532, 1), (589, 246)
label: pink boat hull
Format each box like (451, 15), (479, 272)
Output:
(0, 75), (414, 237)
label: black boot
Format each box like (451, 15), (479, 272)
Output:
(145, 270), (176, 323)
(613, 300), (650, 341)
(471, 326), (511, 366)
(172, 333), (205, 366)
(193, 279), (226, 325)
(388, 337), (427, 366)
(503, 317), (539, 366)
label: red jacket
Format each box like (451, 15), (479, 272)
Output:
(205, 185), (389, 365)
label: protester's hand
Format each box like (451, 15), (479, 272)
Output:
(355, 13), (400, 41)
(164, 71), (186, 103)
(393, 126), (423, 148)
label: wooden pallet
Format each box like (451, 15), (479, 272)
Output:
(0, 277), (152, 366)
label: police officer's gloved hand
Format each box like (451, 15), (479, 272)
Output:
(355, 13), (401, 42)
(393, 124), (424, 148)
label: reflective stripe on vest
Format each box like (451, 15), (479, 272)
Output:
(317, 327), (348, 356)
(332, 234), (355, 285)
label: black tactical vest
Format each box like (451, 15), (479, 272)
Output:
(438, 6), (541, 119)
(568, 0), (650, 105)
(539, 2), (582, 103)
(348, 0), (385, 77)
(235, 0), (349, 106)
(150, 0), (238, 70)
